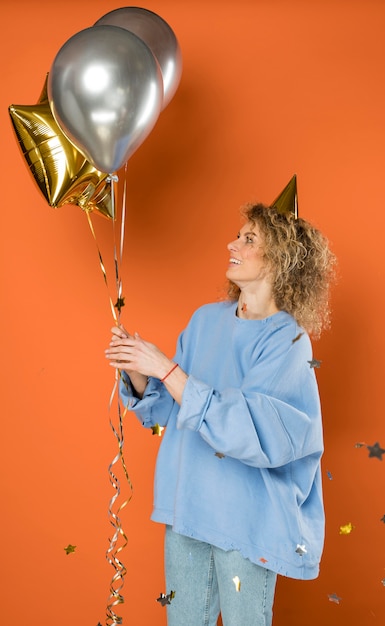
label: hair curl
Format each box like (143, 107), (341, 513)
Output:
(227, 203), (337, 338)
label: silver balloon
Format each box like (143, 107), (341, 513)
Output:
(48, 25), (163, 173)
(95, 7), (182, 109)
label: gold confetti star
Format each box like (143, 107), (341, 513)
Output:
(367, 441), (385, 460)
(295, 544), (307, 556)
(64, 544), (76, 555)
(151, 424), (164, 436)
(114, 297), (125, 313)
(339, 522), (354, 535)
(328, 593), (342, 604)
(292, 332), (304, 344)
(308, 359), (322, 369)
(156, 591), (175, 606)
(215, 452), (225, 459)
(232, 576), (241, 592)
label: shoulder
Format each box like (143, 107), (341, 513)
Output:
(260, 311), (313, 360)
(181, 301), (235, 337)
(189, 300), (235, 322)
(270, 311), (309, 342)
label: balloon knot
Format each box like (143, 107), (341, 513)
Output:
(107, 174), (119, 183)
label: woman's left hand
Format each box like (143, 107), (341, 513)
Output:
(105, 327), (173, 380)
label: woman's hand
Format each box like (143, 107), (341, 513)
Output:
(105, 326), (173, 380)
(105, 326), (188, 405)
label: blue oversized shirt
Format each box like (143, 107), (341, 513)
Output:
(121, 301), (325, 580)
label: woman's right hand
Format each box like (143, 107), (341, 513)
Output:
(105, 326), (148, 396)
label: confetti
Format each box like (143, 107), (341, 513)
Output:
(232, 576), (241, 592)
(308, 359), (322, 369)
(151, 423), (164, 436)
(367, 441), (385, 460)
(339, 522), (354, 535)
(326, 470), (333, 480)
(64, 544), (76, 555)
(380, 515), (385, 524)
(354, 442), (366, 448)
(215, 452), (225, 459)
(259, 557), (268, 564)
(292, 332), (304, 344)
(157, 591), (176, 606)
(114, 296), (125, 313)
(295, 544), (307, 556)
(328, 593), (342, 604)
(381, 579), (385, 586)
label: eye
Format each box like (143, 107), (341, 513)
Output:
(245, 235), (254, 243)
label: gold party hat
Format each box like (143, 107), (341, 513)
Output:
(270, 174), (298, 218)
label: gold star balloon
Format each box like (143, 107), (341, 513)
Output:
(8, 76), (113, 219)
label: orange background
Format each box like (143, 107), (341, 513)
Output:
(1, 1), (385, 625)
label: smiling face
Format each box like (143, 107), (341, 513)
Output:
(226, 221), (271, 289)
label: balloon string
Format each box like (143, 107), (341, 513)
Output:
(111, 168), (127, 311)
(106, 170), (132, 626)
(85, 211), (117, 324)
(106, 373), (133, 626)
(85, 173), (132, 626)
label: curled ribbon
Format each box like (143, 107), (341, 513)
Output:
(105, 374), (133, 625)
(86, 169), (132, 624)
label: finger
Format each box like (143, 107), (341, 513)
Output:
(111, 326), (126, 338)
(109, 337), (136, 350)
(105, 345), (132, 357)
(108, 360), (126, 369)
(121, 324), (132, 337)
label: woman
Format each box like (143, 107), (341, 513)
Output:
(105, 202), (336, 626)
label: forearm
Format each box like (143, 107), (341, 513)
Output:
(160, 362), (188, 405)
(126, 371), (148, 398)
(106, 327), (188, 403)
(176, 376), (323, 467)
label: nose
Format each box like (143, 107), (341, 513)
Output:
(227, 238), (238, 252)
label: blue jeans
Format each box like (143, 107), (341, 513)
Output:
(165, 526), (277, 626)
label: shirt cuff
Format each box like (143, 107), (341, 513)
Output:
(176, 375), (214, 431)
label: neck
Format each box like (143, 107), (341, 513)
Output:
(237, 288), (279, 320)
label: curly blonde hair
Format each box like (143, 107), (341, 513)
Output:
(227, 203), (337, 338)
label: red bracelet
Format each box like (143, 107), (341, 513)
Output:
(160, 363), (179, 382)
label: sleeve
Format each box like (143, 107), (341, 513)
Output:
(176, 335), (323, 468)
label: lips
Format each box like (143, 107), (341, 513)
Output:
(229, 257), (242, 265)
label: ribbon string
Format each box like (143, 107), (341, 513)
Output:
(105, 375), (133, 625)
(85, 171), (132, 625)
(85, 210), (118, 324)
